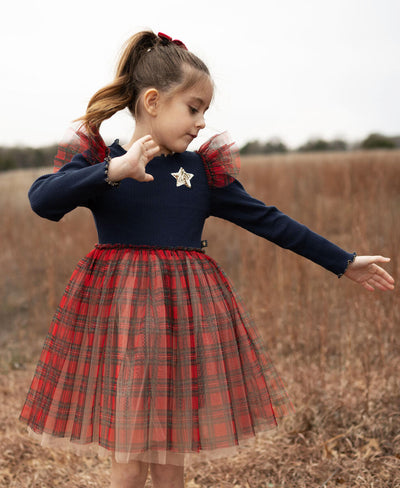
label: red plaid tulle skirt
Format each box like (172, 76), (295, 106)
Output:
(20, 245), (293, 465)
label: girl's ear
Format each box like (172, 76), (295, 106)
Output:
(143, 88), (160, 116)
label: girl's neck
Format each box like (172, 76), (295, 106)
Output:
(122, 127), (147, 151)
(123, 127), (170, 157)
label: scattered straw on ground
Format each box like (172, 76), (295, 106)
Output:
(2, 356), (400, 487)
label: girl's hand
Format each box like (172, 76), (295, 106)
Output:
(344, 256), (395, 291)
(107, 135), (160, 183)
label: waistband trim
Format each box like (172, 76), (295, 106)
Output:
(95, 243), (206, 253)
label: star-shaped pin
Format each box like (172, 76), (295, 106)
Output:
(171, 167), (194, 188)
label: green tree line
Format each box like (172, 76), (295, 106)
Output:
(0, 145), (58, 171)
(240, 133), (400, 155)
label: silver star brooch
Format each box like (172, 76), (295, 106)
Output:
(171, 167), (194, 188)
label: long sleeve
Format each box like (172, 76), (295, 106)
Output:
(28, 155), (112, 222)
(209, 179), (355, 276)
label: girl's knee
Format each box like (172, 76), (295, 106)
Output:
(111, 459), (149, 487)
(150, 463), (184, 486)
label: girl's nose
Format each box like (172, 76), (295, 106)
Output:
(196, 115), (206, 129)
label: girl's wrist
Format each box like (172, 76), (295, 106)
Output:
(106, 155), (128, 183)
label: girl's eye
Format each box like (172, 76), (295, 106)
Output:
(189, 106), (198, 114)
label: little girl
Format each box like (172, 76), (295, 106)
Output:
(20, 31), (394, 488)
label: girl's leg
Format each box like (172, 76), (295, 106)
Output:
(111, 458), (149, 488)
(150, 463), (185, 488)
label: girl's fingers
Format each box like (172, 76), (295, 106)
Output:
(363, 282), (375, 292)
(371, 264), (395, 286)
(140, 138), (160, 162)
(139, 135), (158, 151)
(377, 267), (395, 284)
(366, 266), (395, 290)
(145, 144), (160, 158)
(137, 134), (153, 144)
(142, 173), (154, 183)
(376, 256), (391, 263)
(370, 276), (391, 291)
(128, 135), (157, 155)
(370, 256), (390, 262)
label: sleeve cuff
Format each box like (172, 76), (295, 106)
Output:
(338, 252), (357, 278)
(104, 156), (120, 187)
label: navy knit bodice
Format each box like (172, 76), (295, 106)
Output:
(28, 140), (355, 276)
(93, 144), (210, 247)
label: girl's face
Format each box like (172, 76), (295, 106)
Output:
(151, 76), (213, 155)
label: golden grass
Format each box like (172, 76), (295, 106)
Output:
(1, 151), (399, 487)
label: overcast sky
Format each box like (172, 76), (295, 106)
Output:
(1, 0), (399, 149)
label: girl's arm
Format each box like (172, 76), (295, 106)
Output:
(209, 179), (354, 275)
(29, 135), (159, 222)
(209, 180), (394, 289)
(29, 156), (113, 221)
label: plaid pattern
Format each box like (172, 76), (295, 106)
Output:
(20, 245), (293, 462)
(53, 123), (109, 173)
(197, 132), (241, 188)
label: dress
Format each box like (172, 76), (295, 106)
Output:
(20, 133), (355, 466)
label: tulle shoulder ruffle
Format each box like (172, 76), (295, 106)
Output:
(196, 132), (241, 188)
(53, 122), (110, 173)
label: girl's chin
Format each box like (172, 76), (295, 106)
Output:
(160, 144), (190, 155)
(158, 135), (195, 155)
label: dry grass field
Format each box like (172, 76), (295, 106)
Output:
(0, 150), (399, 487)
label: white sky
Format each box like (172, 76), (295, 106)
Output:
(1, 0), (399, 149)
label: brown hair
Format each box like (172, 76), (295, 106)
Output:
(78, 31), (211, 134)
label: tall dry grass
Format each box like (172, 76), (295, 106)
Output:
(0, 150), (399, 487)
(0, 168), (98, 369)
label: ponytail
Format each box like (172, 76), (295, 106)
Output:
(77, 30), (210, 135)
(77, 31), (157, 135)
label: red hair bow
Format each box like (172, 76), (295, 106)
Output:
(158, 32), (188, 50)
